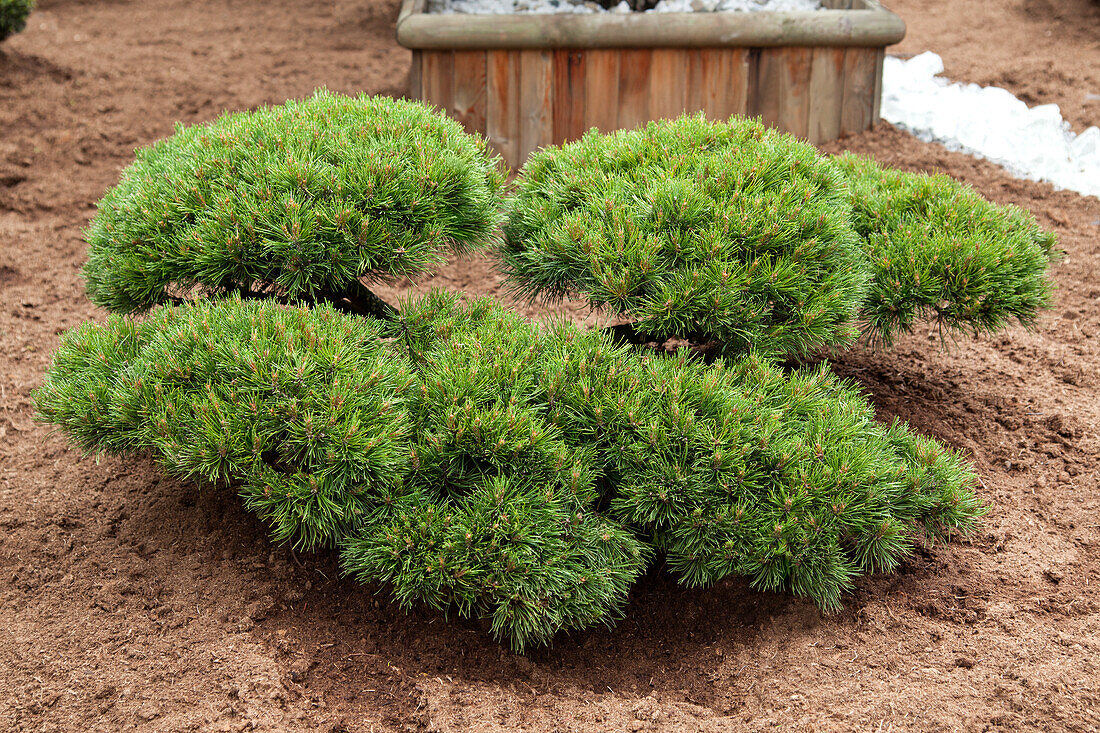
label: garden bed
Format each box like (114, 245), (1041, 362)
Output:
(398, 0), (904, 165)
(2, 0), (1099, 730)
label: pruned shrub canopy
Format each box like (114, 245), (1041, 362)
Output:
(36, 293), (982, 649)
(37, 101), (1058, 650)
(500, 115), (868, 359)
(83, 90), (506, 314)
(836, 153), (1056, 345)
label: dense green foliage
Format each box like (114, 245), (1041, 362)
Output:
(500, 115), (868, 360)
(37, 293), (982, 649)
(501, 116), (1055, 356)
(0, 0), (33, 42)
(83, 90), (505, 315)
(835, 154), (1057, 345)
(35, 298), (414, 550)
(40, 100), (1052, 649)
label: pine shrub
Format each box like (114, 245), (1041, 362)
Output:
(835, 153), (1057, 345)
(499, 115), (868, 360)
(37, 293), (983, 648)
(39, 103), (1038, 650)
(82, 90), (506, 316)
(501, 117), (1055, 356)
(0, 0), (33, 42)
(35, 297), (415, 550)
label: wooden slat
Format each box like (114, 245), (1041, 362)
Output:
(748, 47), (780, 127)
(807, 46), (845, 144)
(519, 49), (554, 165)
(871, 47), (884, 125)
(777, 47), (812, 139)
(687, 48), (749, 121)
(409, 50), (423, 99)
(553, 50), (587, 144)
(584, 50), (620, 134)
(451, 51), (487, 136)
(617, 49), (652, 131)
(840, 46), (877, 135)
(648, 49), (687, 122)
(487, 50), (521, 168)
(421, 51), (454, 114)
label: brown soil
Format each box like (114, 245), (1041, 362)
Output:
(1, 0), (1098, 731)
(889, 0), (1100, 133)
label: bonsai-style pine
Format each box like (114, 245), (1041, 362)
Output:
(500, 115), (868, 360)
(37, 99), (1044, 650)
(36, 292), (982, 648)
(0, 0), (34, 42)
(82, 90), (506, 317)
(835, 153), (1056, 345)
(502, 116), (1055, 357)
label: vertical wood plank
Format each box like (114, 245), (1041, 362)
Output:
(687, 48), (749, 121)
(584, 50), (620, 134)
(777, 47), (812, 139)
(421, 51), (454, 115)
(748, 47), (781, 128)
(871, 47), (884, 125)
(451, 51), (487, 137)
(409, 50), (423, 100)
(519, 49), (554, 165)
(617, 49), (652, 131)
(487, 51), (521, 169)
(840, 47), (877, 135)
(553, 50), (587, 144)
(807, 46), (845, 144)
(648, 49), (687, 122)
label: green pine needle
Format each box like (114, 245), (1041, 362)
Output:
(34, 293), (983, 649)
(83, 90), (507, 314)
(0, 0), (33, 42)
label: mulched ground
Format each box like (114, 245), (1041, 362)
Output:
(1, 0), (1098, 730)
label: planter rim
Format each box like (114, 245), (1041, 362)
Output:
(397, 0), (905, 50)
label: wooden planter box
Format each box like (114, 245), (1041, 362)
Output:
(397, 0), (905, 168)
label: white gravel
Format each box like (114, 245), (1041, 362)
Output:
(881, 52), (1100, 200)
(428, 0), (820, 15)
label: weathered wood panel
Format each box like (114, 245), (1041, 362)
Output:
(451, 51), (487, 136)
(648, 49), (687, 123)
(519, 50), (554, 162)
(840, 46), (877, 135)
(553, 50), (587, 144)
(584, 50), (620, 135)
(777, 46), (812, 139)
(686, 48), (748, 121)
(617, 49), (652, 131)
(421, 51), (454, 115)
(486, 50), (521, 168)
(808, 46), (845, 144)
(417, 43), (883, 166)
(409, 50), (423, 99)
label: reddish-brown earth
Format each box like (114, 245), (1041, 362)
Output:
(1, 0), (1098, 730)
